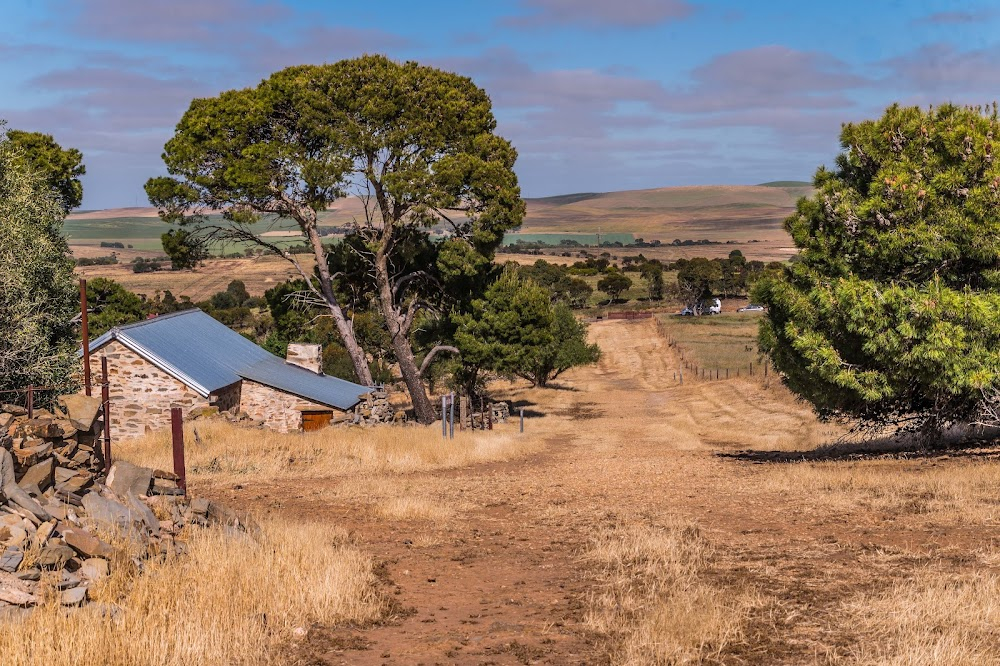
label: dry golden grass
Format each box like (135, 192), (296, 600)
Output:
(762, 458), (1000, 524)
(0, 520), (386, 666)
(75, 254), (310, 300)
(584, 519), (760, 665)
(116, 420), (541, 482)
(656, 313), (765, 377)
(835, 572), (1000, 665)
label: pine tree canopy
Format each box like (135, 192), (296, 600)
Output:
(755, 104), (1000, 439)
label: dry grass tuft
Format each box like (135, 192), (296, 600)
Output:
(374, 496), (455, 523)
(0, 520), (386, 666)
(584, 519), (758, 665)
(117, 420), (541, 482)
(836, 572), (1000, 665)
(762, 458), (1000, 523)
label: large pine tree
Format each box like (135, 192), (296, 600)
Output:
(755, 104), (1000, 442)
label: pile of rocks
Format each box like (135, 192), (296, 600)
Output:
(1, 395), (108, 498)
(491, 401), (511, 424)
(1, 399), (255, 612)
(347, 390), (403, 425)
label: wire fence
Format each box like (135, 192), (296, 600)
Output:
(654, 317), (775, 386)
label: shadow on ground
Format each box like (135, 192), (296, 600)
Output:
(719, 431), (1000, 464)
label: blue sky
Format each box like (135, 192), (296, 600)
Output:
(1, 0), (996, 209)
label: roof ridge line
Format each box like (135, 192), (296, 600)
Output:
(108, 307), (203, 333)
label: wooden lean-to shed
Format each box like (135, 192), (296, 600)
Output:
(84, 309), (368, 439)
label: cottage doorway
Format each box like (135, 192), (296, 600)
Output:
(301, 410), (333, 432)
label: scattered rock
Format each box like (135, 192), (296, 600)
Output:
(36, 544), (74, 570)
(60, 586), (87, 606)
(57, 395), (103, 432)
(78, 558), (109, 582)
(18, 458), (54, 493)
(106, 461), (153, 498)
(62, 527), (115, 559)
(0, 547), (23, 573)
(0, 571), (37, 606)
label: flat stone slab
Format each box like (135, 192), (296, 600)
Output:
(107, 461), (153, 498)
(57, 395), (102, 432)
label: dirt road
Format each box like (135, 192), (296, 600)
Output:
(202, 319), (999, 664)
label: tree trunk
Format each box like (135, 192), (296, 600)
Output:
(388, 319), (436, 423)
(373, 251), (436, 424)
(303, 219), (373, 386)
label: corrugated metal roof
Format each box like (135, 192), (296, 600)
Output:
(87, 309), (369, 410)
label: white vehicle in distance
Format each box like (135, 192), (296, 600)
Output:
(737, 304), (765, 312)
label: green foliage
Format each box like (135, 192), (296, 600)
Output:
(542, 304), (601, 384)
(597, 271), (633, 302)
(132, 257), (161, 273)
(161, 228), (207, 269)
(209, 280), (251, 310)
(0, 127), (79, 394)
(86, 277), (148, 337)
(755, 104), (1000, 438)
(676, 257), (722, 307)
(639, 262), (665, 300)
(518, 259), (593, 308)
(454, 269), (599, 390)
(5, 130), (85, 212)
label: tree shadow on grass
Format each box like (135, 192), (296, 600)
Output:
(505, 398), (545, 419)
(718, 428), (1000, 464)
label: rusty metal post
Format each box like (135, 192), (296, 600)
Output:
(101, 356), (112, 473)
(26, 385), (33, 419)
(170, 407), (187, 495)
(765, 363), (768, 378)
(80, 279), (92, 396)
(750, 362), (753, 377)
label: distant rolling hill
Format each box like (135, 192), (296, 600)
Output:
(67, 183), (812, 247)
(516, 183), (811, 242)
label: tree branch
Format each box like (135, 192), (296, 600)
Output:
(419, 345), (460, 376)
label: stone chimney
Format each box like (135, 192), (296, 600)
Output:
(286, 343), (323, 374)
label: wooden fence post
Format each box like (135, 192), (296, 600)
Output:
(101, 357), (112, 473)
(170, 407), (186, 495)
(449, 392), (455, 439)
(80, 279), (92, 397)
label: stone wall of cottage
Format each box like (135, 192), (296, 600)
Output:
(210, 381), (242, 414)
(99, 341), (210, 440)
(239, 379), (340, 433)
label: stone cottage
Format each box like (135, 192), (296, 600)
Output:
(84, 309), (369, 439)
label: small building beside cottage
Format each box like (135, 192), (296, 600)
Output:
(84, 309), (369, 438)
